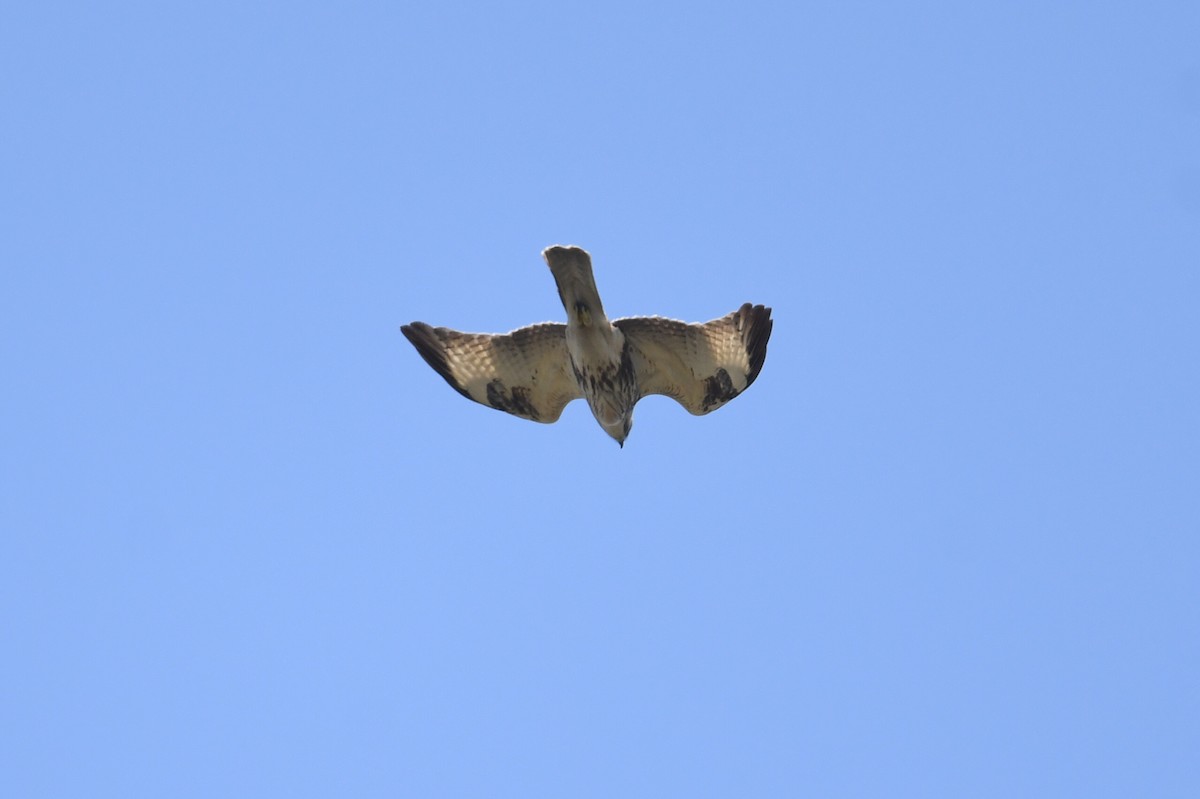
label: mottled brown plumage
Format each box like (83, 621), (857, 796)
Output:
(401, 246), (773, 445)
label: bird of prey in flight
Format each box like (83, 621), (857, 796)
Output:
(401, 245), (772, 447)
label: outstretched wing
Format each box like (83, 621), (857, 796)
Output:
(614, 303), (773, 415)
(401, 322), (582, 423)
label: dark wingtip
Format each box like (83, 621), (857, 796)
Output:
(739, 303), (773, 388)
(401, 322), (472, 400)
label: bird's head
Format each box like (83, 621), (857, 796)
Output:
(601, 412), (633, 448)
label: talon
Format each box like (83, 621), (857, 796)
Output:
(574, 302), (592, 327)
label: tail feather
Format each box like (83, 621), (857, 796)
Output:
(543, 245), (606, 322)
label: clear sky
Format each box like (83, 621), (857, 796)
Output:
(2, 2), (1198, 796)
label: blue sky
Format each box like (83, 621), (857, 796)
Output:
(2, 1), (1198, 796)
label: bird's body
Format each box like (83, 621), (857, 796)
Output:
(401, 245), (772, 446)
(547, 246), (638, 442)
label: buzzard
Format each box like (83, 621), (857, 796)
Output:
(401, 245), (772, 446)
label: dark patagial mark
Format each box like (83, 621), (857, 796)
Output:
(701, 367), (738, 412)
(618, 343), (636, 381)
(486, 379), (540, 421)
(617, 344), (639, 407)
